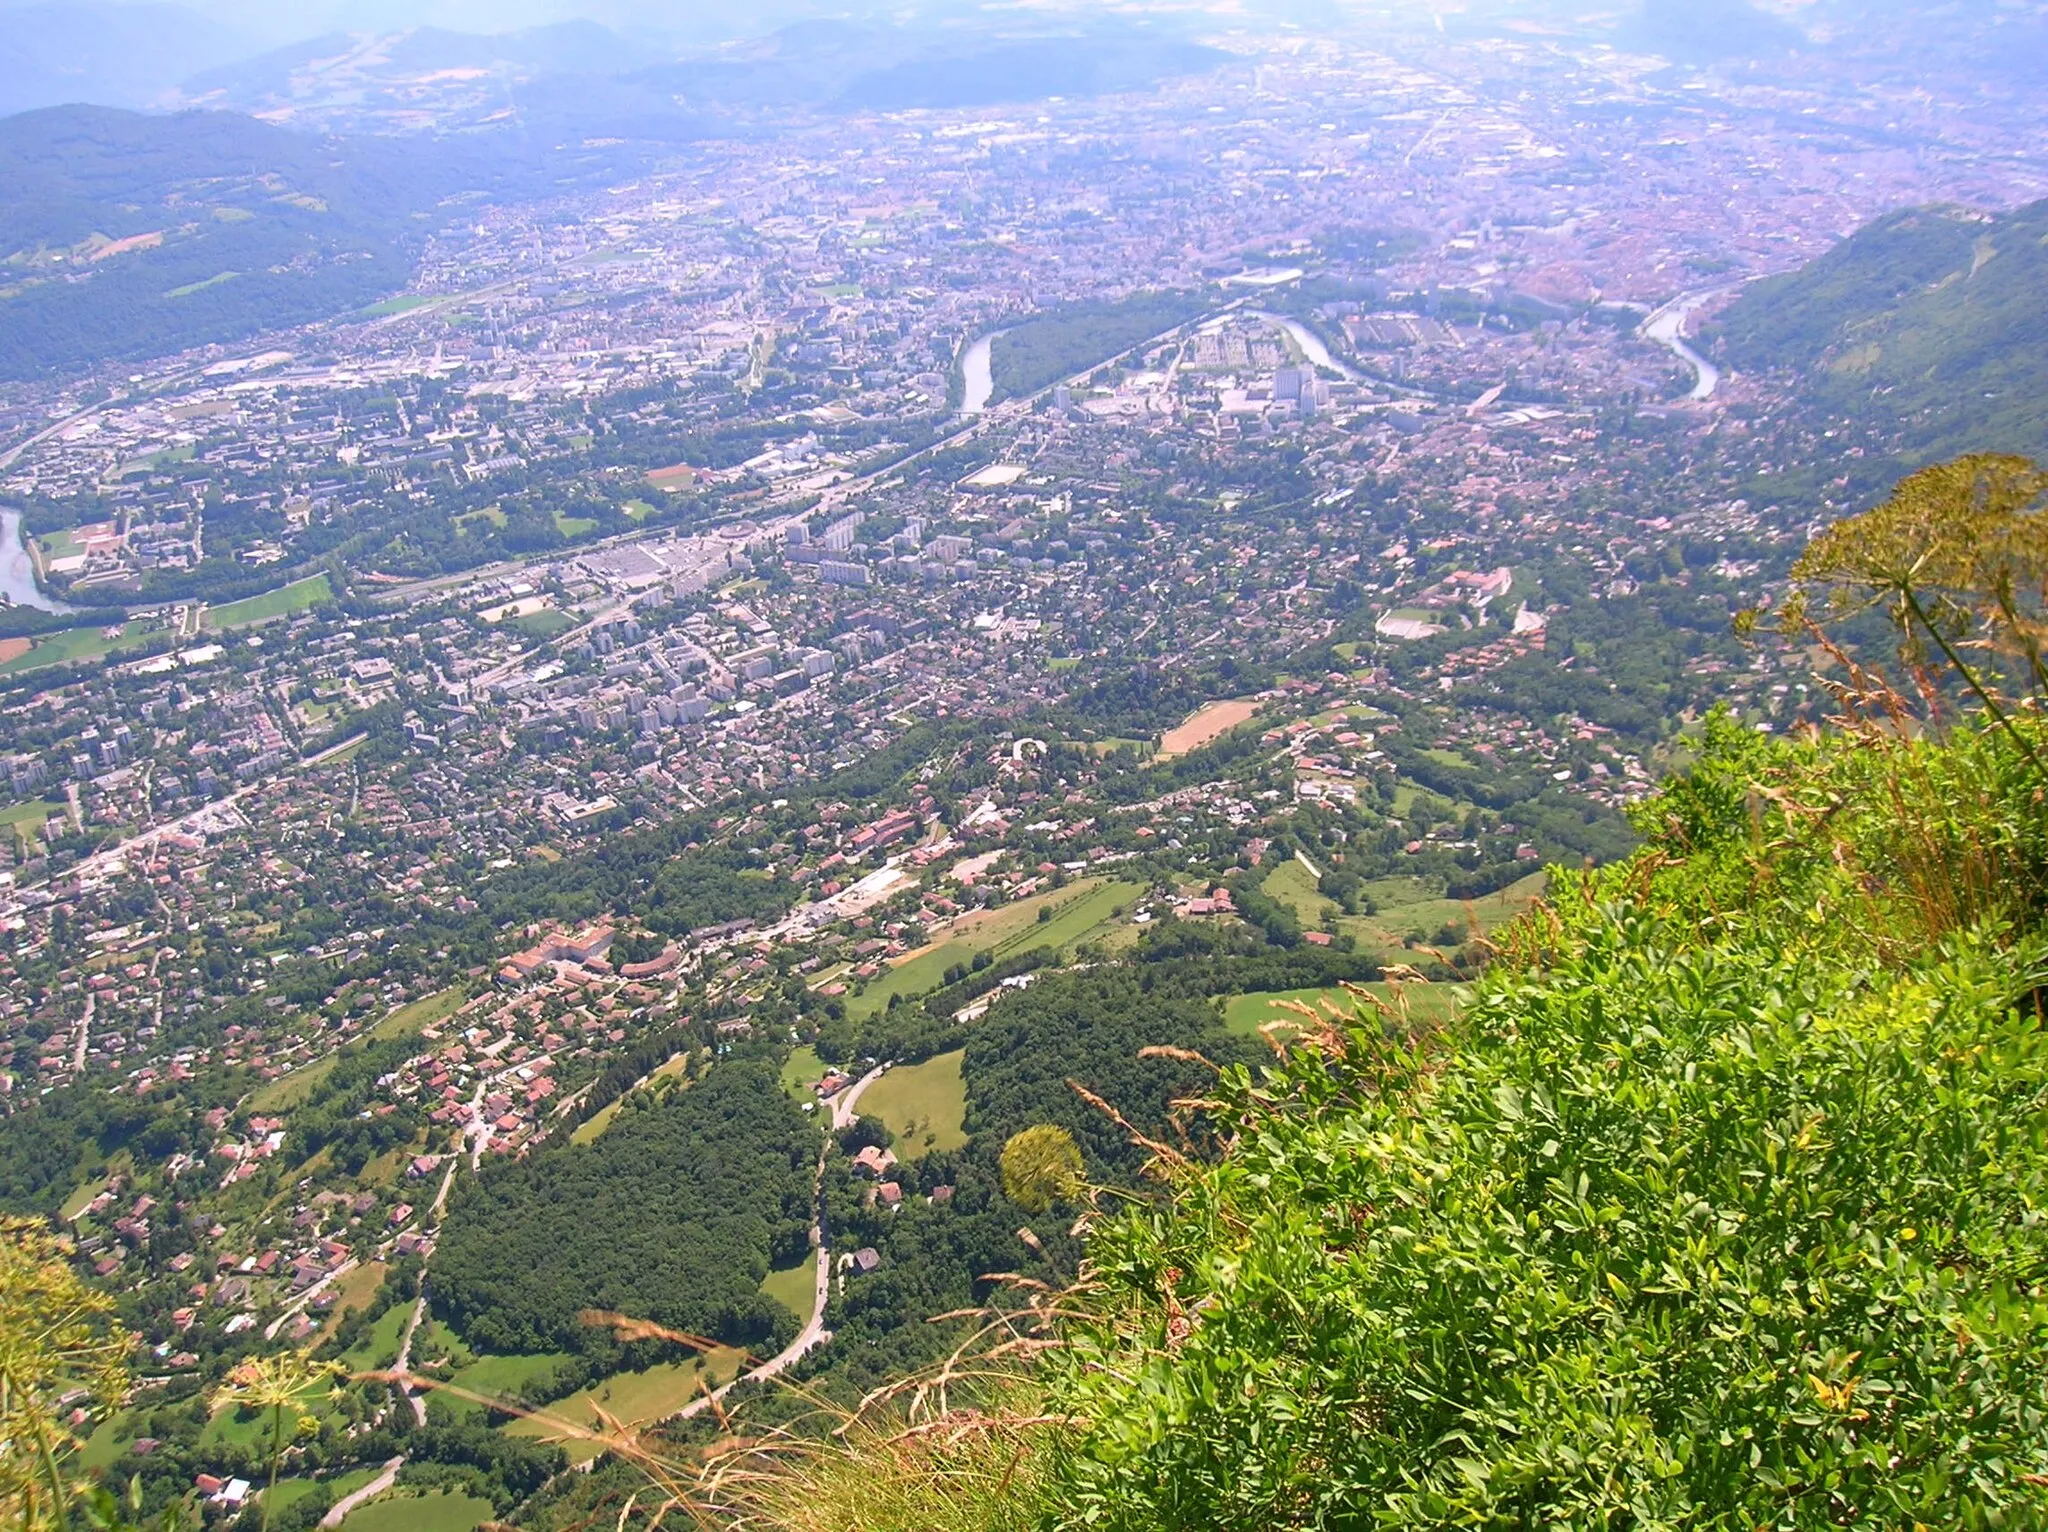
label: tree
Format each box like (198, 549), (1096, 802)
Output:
(1000, 1126), (1085, 1215)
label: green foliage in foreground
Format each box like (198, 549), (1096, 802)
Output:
(1036, 716), (2048, 1529)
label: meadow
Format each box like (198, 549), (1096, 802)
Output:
(205, 573), (334, 627)
(857, 1050), (967, 1158)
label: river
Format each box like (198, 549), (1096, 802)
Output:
(1258, 313), (1361, 382)
(0, 508), (71, 612)
(958, 330), (1001, 415)
(1640, 290), (1728, 402)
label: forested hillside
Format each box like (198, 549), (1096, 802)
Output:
(1710, 198), (2048, 460)
(431, 1062), (814, 1358)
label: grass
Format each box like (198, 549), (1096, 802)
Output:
(0, 798), (59, 853)
(0, 623), (150, 677)
(1221, 982), (1462, 1040)
(512, 609), (578, 638)
(206, 574), (333, 628)
(781, 1045), (826, 1100)
(310, 1261), (387, 1347)
(251, 986), (464, 1110)
(1259, 862), (1547, 957)
(166, 270), (240, 298)
(340, 1303), (411, 1373)
(506, 1353), (747, 1465)
(859, 1051), (968, 1158)
(553, 512), (597, 538)
(455, 506), (507, 529)
(360, 294), (433, 318)
(265, 1465), (382, 1516)
(623, 498), (658, 521)
(340, 1490), (495, 1532)
(573, 1052), (693, 1145)
(760, 1249), (819, 1322)
(850, 879), (1145, 1020)
(436, 1351), (572, 1418)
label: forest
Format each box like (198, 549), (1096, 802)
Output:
(431, 1061), (815, 1357)
(988, 290), (1211, 403)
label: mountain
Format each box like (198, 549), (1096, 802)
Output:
(1709, 198), (2048, 461)
(0, 105), (452, 380)
(0, 1), (261, 115)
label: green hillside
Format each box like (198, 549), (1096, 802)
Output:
(1710, 199), (2048, 460)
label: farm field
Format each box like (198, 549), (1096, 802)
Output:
(505, 1352), (746, 1464)
(341, 1489), (495, 1532)
(206, 573), (334, 628)
(265, 1465), (383, 1518)
(252, 985), (467, 1111)
(860, 1050), (967, 1158)
(435, 1350), (573, 1417)
(1158, 697), (1261, 758)
(759, 1248), (819, 1322)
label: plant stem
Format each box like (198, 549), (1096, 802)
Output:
(262, 1401), (283, 1532)
(1901, 586), (2048, 775)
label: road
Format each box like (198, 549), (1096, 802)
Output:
(318, 1456), (404, 1529)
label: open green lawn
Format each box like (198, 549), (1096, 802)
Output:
(622, 498), (657, 521)
(455, 506), (507, 529)
(360, 294), (433, 318)
(780, 1044), (825, 1101)
(759, 1249), (818, 1322)
(860, 1050), (967, 1158)
(252, 987), (464, 1111)
(511, 609), (578, 638)
(553, 512), (597, 538)
(436, 1351), (572, 1417)
(1260, 863), (1547, 957)
(206, 574), (334, 628)
(341, 1490), (495, 1532)
(35, 527), (79, 559)
(309, 1261), (387, 1347)
(850, 879), (1143, 1019)
(505, 1352), (745, 1464)
(0, 798), (59, 851)
(0, 623), (151, 677)
(573, 1052), (692, 1145)
(80, 1410), (142, 1470)
(1222, 982), (1462, 1040)
(340, 1303), (411, 1373)
(265, 1465), (382, 1517)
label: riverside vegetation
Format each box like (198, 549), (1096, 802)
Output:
(6, 456), (2048, 1530)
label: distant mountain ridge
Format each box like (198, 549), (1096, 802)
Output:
(0, 1), (259, 116)
(1709, 198), (2048, 461)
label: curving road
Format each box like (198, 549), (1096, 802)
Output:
(317, 1456), (404, 1528)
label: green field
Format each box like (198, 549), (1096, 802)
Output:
(0, 623), (151, 677)
(34, 527), (79, 560)
(860, 1051), (967, 1158)
(340, 1303), (411, 1373)
(572, 1052), (692, 1145)
(308, 1260), (387, 1347)
(1259, 863), (1547, 957)
(341, 1490), (494, 1532)
(435, 1351), (572, 1417)
(553, 512), (597, 538)
(759, 1249), (818, 1322)
(780, 1044), (826, 1100)
(206, 574), (334, 628)
(166, 271), (241, 298)
(511, 609), (578, 638)
(849, 879), (1142, 1019)
(623, 498), (657, 521)
(360, 294), (434, 318)
(1221, 982), (1462, 1040)
(252, 986), (465, 1111)
(0, 798), (58, 851)
(455, 506), (507, 529)
(264, 1465), (382, 1517)
(505, 1352), (745, 1464)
